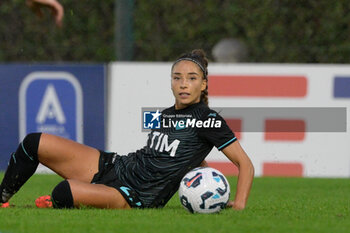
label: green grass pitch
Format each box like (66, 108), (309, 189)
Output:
(0, 173), (349, 233)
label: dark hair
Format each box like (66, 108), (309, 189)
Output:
(172, 49), (209, 106)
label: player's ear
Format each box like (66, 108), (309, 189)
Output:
(201, 78), (207, 91)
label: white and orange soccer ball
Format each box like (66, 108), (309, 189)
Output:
(179, 167), (230, 214)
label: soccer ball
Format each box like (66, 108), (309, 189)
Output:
(179, 167), (230, 214)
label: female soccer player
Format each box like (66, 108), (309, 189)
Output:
(0, 49), (254, 210)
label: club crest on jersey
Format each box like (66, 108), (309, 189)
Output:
(143, 110), (161, 129)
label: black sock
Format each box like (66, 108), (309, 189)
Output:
(51, 180), (74, 209)
(0, 133), (42, 203)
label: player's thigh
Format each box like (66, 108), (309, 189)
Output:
(68, 179), (131, 209)
(38, 133), (100, 182)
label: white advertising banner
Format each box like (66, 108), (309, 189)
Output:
(107, 63), (350, 177)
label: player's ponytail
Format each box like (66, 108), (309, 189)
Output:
(200, 86), (209, 106)
(172, 49), (209, 106)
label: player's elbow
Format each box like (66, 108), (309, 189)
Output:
(240, 157), (255, 177)
(248, 162), (255, 177)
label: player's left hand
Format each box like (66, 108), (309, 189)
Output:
(26, 0), (64, 27)
(227, 200), (245, 210)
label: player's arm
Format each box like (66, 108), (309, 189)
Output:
(221, 141), (254, 210)
(26, 0), (64, 27)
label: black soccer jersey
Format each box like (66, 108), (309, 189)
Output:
(113, 101), (236, 208)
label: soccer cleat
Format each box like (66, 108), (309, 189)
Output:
(0, 186), (14, 204)
(0, 202), (10, 208)
(35, 195), (53, 208)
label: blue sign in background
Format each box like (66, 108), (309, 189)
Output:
(0, 64), (106, 170)
(24, 78), (79, 142)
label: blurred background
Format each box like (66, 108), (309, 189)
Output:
(1, 0), (350, 177)
(2, 0), (350, 63)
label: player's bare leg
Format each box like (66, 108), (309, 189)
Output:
(36, 134), (131, 209)
(36, 180), (131, 209)
(38, 133), (100, 182)
(0, 133), (100, 203)
(67, 180), (130, 209)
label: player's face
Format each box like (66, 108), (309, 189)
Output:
(171, 60), (207, 110)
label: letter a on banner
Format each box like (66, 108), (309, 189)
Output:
(19, 72), (83, 143)
(36, 84), (66, 124)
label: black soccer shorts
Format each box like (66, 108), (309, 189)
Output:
(91, 151), (143, 208)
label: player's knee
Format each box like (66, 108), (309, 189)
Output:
(51, 180), (74, 209)
(21, 133), (42, 161)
